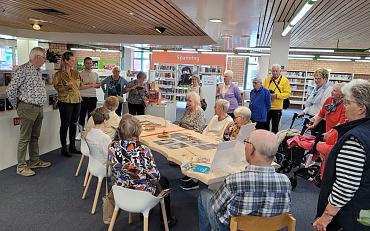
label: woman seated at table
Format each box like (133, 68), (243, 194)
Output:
(223, 106), (252, 141)
(83, 96), (121, 139)
(85, 107), (111, 165)
(202, 99), (233, 140)
(179, 91), (205, 133)
(108, 114), (176, 227)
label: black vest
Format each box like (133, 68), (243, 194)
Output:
(317, 118), (370, 231)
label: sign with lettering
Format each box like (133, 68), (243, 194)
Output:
(151, 51), (226, 69)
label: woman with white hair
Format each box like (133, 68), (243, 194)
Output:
(314, 79), (370, 231)
(223, 106), (252, 141)
(101, 66), (128, 115)
(179, 91), (205, 133)
(202, 99), (234, 139)
(216, 70), (242, 119)
(249, 77), (271, 129)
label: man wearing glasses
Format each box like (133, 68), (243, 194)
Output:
(7, 47), (51, 177)
(263, 64), (291, 133)
(198, 130), (291, 231)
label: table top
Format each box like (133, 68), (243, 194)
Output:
(136, 115), (246, 185)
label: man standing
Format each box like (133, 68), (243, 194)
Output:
(263, 64), (291, 133)
(198, 130), (291, 231)
(79, 57), (100, 127)
(6, 47), (51, 177)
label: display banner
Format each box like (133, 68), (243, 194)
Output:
(151, 51), (226, 68)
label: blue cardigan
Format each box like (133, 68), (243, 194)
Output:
(249, 87), (271, 122)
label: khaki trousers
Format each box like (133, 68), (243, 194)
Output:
(16, 101), (44, 168)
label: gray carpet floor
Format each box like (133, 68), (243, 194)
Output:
(0, 108), (320, 231)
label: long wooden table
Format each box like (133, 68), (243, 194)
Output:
(136, 115), (245, 185)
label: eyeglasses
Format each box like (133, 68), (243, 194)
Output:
(243, 139), (252, 145)
(344, 99), (357, 105)
(314, 77), (323, 80)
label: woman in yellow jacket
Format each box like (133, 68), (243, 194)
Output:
(263, 64), (291, 133)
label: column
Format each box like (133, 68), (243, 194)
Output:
(269, 22), (291, 70)
(16, 39), (38, 65)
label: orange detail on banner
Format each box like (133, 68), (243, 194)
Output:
(151, 51), (226, 68)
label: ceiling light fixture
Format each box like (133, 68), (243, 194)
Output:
(289, 48), (334, 52)
(181, 48), (196, 51)
(167, 50), (198, 53)
(288, 54), (315, 58)
(209, 18), (223, 23)
(282, 0), (318, 37)
(288, 57), (314, 60)
(32, 24), (42, 30)
(29, 18), (48, 23)
(320, 55), (360, 59)
(355, 60), (370, 63)
(99, 49), (120, 53)
(70, 48), (94, 51)
(197, 49), (212, 52)
(235, 47), (271, 51)
(155, 27), (166, 34)
(316, 58), (352, 62)
(201, 51), (234, 55)
(365, 57), (370, 60)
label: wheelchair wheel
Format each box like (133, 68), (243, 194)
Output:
(275, 152), (284, 165)
(307, 165), (320, 178)
(278, 159), (292, 174)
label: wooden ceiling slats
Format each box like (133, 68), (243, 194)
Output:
(291, 0), (368, 47)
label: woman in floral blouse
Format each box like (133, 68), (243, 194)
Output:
(108, 114), (176, 226)
(179, 91), (205, 133)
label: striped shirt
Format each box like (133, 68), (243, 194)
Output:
(210, 165), (291, 225)
(329, 136), (366, 207)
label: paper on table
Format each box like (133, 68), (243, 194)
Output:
(210, 140), (246, 172)
(236, 123), (256, 143)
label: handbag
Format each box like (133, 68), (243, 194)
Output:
(200, 99), (207, 111)
(270, 76), (290, 110)
(102, 161), (115, 224)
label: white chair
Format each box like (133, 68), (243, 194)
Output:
(82, 156), (110, 214)
(75, 138), (89, 182)
(108, 185), (169, 231)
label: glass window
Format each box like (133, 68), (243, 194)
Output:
(133, 60), (141, 71)
(246, 57), (259, 90)
(0, 47), (13, 70)
(134, 52), (142, 59)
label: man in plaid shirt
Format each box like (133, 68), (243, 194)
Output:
(198, 130), (291, 231)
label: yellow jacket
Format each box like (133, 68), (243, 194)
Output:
(263, 75), (291, 110)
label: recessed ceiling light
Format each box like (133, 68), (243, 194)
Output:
(155, 27), (166, 34)
(128, 12), (134, 15)
(209, 18), (222, 23)
(29, 18), (48, 23)
(221, 35), (232, 39)
(32, 24), (42, 30)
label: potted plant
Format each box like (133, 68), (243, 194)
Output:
(45, 49), (61, 72)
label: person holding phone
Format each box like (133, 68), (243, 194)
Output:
(123, 71), (147, 115)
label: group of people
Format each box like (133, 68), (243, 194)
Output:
(6, 46), (370, 231)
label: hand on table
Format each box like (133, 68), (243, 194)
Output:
(312, 214), (332, 231)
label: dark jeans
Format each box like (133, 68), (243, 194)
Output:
(266, 110), (282, 133)
(79, 97), (97, 126)
(115, 102), (123, 116)
(58, 101), (81, 150)
(128, 103), (145, 115)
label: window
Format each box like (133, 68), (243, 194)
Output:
(133, 51), (150, 73)
(0, 47), (14, 70)
(246, 57), (259, 90)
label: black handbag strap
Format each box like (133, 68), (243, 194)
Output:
(269, 76), (282, 93)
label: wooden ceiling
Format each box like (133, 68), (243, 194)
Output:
(257, 0), (370, 49)
(0, 0), (207, 36)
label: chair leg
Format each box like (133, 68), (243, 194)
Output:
(82, 173), (92, 199)
(75, 154), (84, 176)
(143, 215), (149, 231)
(108, 207), (119, 231)
(160, 200), (169, 231)
(128, 213), (133, 224)
(91, 178), (103, 214)
(83, 169), (89, 187)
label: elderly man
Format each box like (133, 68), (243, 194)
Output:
(263, 64), (291, 133)
(198, 130), (291, 231)
(78, 57), (101, 127)
(249, 77), (271, 130)
(6, 47), (51, 176)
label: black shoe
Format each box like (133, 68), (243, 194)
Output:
(180, 180), (199, 190)
(69, 148), (82, 154)
(61, 150), (72, 157)
(180, 176), (191, 182)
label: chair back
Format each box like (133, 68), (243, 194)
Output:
(88, 156), (109, 178)
(81, 138), (90, 157)
(112, 185), (160, 214)
(230, 213), (296, 231)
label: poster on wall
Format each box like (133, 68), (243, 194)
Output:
(177, 65), (194, 86)
(77, 59), (118, 72)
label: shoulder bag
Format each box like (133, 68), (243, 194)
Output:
(270, 76), (290, 109)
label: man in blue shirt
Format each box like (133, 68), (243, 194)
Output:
(249, 77), (271, 130)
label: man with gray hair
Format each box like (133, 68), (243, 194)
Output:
(6, 47), (51, 176)
(198, 129), (291, 231)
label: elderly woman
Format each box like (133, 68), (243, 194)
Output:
(216, 70), (242, 119)
(83, 96), (121, 139)
(124, 71), (147, 115)
(85, 107), (111, 165)
(101, 67), (128, 116)
(313, 79), (370, 231)
(223, 106), (252, 141)
(53, 51), (90, 157)
(249, 77), (271, 130)
(202, 99), (233, 140)
(179, 91), (205, 133)
(189, 75), (206, 111)
(299, 68), (333, 135)
(108, 114), (176, 227)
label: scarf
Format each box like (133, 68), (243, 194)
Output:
(325, 98), (343, 114)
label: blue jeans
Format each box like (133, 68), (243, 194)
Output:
(198, 189), (229, 231)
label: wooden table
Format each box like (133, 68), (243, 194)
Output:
(136, 115), (243, 185)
